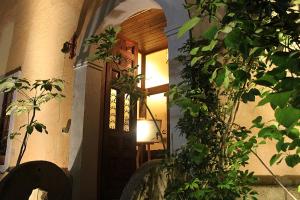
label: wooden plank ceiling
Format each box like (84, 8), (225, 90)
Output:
(120, 9), (168, 54)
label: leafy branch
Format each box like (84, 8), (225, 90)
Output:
(165, 0), (300, 199)
(0, 77), (65, 166)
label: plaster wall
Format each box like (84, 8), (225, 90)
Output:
(193, 19), (300, 176)
(236, 103), (300, 176)
(0, 0), (85, 168)
(0, 22), (14, 75)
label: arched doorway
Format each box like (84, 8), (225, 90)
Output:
(100, 8), (169, 199)
(69, 1), (190, 199)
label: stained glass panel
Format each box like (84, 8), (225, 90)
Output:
(109, 89), (117, 129)
(124, 94), (130, 132)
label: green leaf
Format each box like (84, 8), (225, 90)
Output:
(223, 74), (230, 89)
(259, 140), (266, 145)
(288, 139), (300, 150)
(252, 116), (263, 127)
(249, 88), (260, 96)
(27, 125), (34, 134)
(296, 147), (300, 154)
(9, 132), (21, 139)
(298, 185), (300, 193)
(242, 89), (260, 103)
(270, 153), (282, 166)
(224, 28), (241, 49)
(276, 140), (284, 152)
(255, 74), (277, 87)
(241, 92), (255, 103)
(202, 25), (218, 40)
(191, 56), (201, 66)
(258, 125), (282, 140)
(277, 78), (300, 91)
(275, 106), (300, 128)
(43, 83), (52, 91)
(287, 128), (300, 140)
(0, 81), (15, 92)
(35, 123), (43, 133)
(271, 52), (299, 69)
(227, 63), (238, 71)
(178, 17), (201, 38)
(211, 68), (230, 88)
(233, 70), (249, 82)
(258, 91), (293, 108)
(52, 79), (64, 91)
(201, 40), (218, 51)
(249, 47), (264, 58)
(221, 21), (236, 33)
(215, 68), (226, 87)
(210, 69), (218, 83)
(285, 154), (300, 167)
(190, 47), (200, 55)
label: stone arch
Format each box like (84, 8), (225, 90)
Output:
(96, 0), (162, 32)
(69, 1), (189, 199)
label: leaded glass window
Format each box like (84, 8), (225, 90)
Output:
(123, 94), (130, 132)
(109, 89), (117, 129)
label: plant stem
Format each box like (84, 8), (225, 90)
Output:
(16, 100), (36, 166)
(145, 103), (166, 151)
(251, 150), (298, 200)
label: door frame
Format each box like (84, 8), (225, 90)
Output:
(99, 36), (138, 199)
(68, 1), (190, 199)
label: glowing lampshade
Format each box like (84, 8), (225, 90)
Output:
(136, 119), (161, 142)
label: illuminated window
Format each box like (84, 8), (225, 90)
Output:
(123, 94), (130, 132)
(109, 89), (117, 130)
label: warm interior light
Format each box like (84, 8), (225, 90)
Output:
(136, 119), (161, 142)
(145, 49), (169, 88)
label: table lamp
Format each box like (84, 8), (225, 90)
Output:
(136, 119), (161, 142)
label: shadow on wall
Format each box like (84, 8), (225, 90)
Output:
(69, 143), (83, 200)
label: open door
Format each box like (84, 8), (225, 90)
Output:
(101, 36), (138, 200)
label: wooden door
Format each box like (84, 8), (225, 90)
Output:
(101, 36), (138, 200)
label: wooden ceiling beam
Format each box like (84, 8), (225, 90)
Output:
(143, 46), (168, 55)
(121, 10), (164, 26)
(120, 8), (168, 55)
(147, 84), (169, 96)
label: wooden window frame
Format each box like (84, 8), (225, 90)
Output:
(0, 92), (13, 165)
(0, 68), (21, 170)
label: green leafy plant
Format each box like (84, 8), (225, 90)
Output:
(164, 0), (300, 199)
(0, 77), (65, 166)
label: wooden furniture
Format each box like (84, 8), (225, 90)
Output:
(136, 141), (158, 168)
